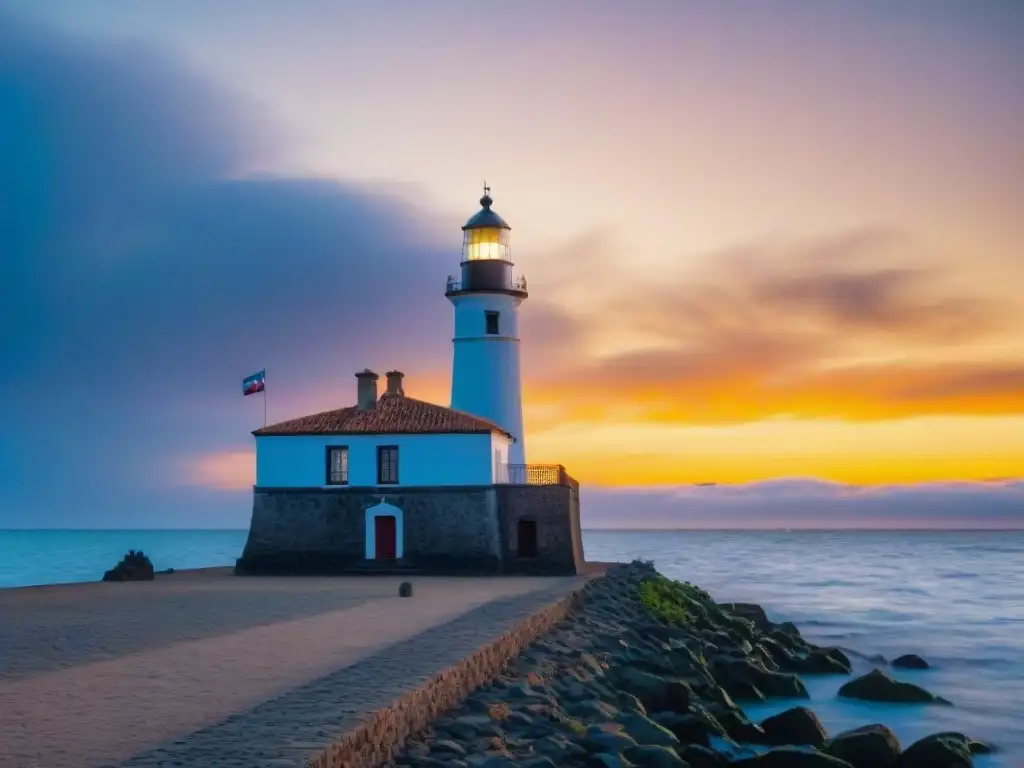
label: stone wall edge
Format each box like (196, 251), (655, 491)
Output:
(303, 582), (592, 768)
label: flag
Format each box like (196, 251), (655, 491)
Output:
(243, 369), (266, 396)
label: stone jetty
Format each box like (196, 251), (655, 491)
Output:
(389, 562), (994, 768)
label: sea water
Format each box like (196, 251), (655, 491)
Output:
(0, 529), (248, 588)
(1, 529), (1021, 764)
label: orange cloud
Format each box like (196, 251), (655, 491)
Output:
(520, 227), (1024, 428)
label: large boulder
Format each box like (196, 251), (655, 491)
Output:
(650, 712), (715, 747)
(824, 724), (902, 768)
(714, 708), (767, 743)
(897, 733), (976, 767)
(838, 669), (950, 704)
(102, 549), (155, 582)
(897, 732), (992, 768)
(926, 733), (992, 755)
(797, 647), (854, 675)
(759, 707), (829, 747)
(892, 653), (930, 670)
(730, 747), (855, 767)
(714, 657), (809, 699)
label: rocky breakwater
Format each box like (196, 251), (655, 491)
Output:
(390, 561), (995, 768)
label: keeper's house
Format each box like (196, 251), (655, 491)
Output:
(235, 190), (584, 576)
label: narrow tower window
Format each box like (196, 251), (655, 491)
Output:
(485, 311), (500, 335)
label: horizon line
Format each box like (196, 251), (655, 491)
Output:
(3, 527), (1023, 533)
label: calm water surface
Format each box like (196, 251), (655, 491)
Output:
(1, 529), (1020, 765)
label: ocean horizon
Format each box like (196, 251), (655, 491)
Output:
(1, 528), (1020, 765)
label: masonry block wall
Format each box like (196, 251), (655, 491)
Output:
(494, 485), (583, 575)
(236, 483), (583, 576)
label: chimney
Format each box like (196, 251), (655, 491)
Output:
(355, 369), (379, 410)
(385, 370), (405, 396)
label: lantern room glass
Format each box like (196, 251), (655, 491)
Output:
(463, 227), (511, 262)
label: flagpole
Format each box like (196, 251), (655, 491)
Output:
(263, 369), (267, 428)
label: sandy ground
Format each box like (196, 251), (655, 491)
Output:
(0, 570), (592, 768)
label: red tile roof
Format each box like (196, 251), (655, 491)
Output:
(252, 394), (514, 439)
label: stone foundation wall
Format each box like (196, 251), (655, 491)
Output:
(305, 584), (587, 768)
(237, 483), (583, 576)
(495, 485), (583, 575)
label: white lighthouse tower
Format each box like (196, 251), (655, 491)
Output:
(447, 187), (528, 465)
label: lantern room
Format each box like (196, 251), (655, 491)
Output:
(462, 190), (511, 262)
(446, 186), (527, 298)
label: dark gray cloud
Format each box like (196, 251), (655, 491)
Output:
(0, 9), (454, 526)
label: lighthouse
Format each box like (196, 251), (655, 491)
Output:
(446, 187), (528, 465)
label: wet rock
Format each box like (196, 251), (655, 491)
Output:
(622, 744), (688, 767)
(663, 679), (695, 712)
(898, 732), (975, 767)
(616, 691), (648, 715)
(823, 724), (902, 768)
(722, 678), (766, 702)
(715, 708), (767, 743)
(730, 747), (856, 767)
(760, 706), (829, 747)
(927, 732), (993, 755)
(586, 754), (627, 768)
(892, 653), (930, 670)
(651, 711), (715, 746)
(532, 733), (585, 761)
(102, 549), (155, 582)
(581, 723), (638, 754)
(520, 756), (559, 768)
(838, 669), (951, 704)
(616, 710), (680, 747)
(680, 743), (729, 767)
(430, 739), (468, 756)
(777, 621), (802, 637)
(475, 757), (518, 768)
(722, 602), (771, 628)
(566, 698), (619, 721)
(612, 666), (669, 709)
(800, 647), (854, 675)
(714, 657), (809, 699)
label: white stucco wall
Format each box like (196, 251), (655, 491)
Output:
(449, 293), (527, 465)
(255, 432), (511, 488)
(491, 433), (511, 483)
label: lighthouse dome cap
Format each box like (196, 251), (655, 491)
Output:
(462, 192), (511, 230)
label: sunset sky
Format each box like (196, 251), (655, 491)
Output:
(2, 1), (1022, 527)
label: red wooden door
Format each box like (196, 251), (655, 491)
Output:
(374, 515), (397, 559)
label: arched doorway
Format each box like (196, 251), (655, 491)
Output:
(365, 501), (403, 560)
